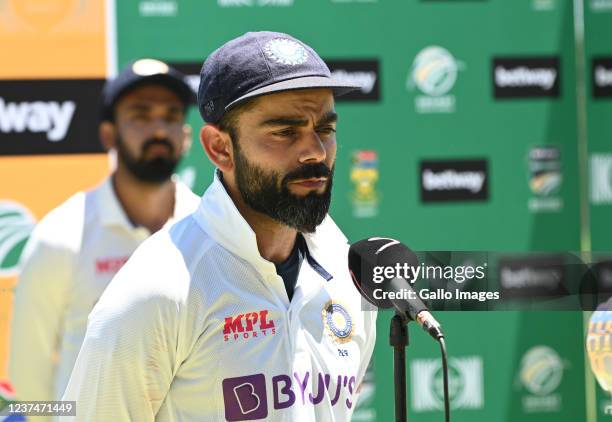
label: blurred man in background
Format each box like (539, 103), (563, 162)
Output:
(8, 59), (200, 405)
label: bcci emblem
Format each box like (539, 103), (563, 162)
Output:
(264, 38), (308, 66)
(322, 301), (353, 344)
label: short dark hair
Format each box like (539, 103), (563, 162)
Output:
(217, 98), (258, 143)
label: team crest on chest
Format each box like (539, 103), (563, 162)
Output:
(322, 301), (353, 344)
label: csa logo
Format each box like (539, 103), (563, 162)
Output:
(411, 355), (484, 411)
(223, 310), (276, 342)
(0, 201), (36, 277)
(517, 345), (565, 412)
(322, 301), (353, 344)
(407, 46), (465, 114)
(350, 150), (380, 218)
(528, 146), (563, 212)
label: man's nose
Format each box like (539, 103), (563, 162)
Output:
(298, 131), (327, 164)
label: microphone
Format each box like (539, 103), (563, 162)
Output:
(348, 237), (444, 340)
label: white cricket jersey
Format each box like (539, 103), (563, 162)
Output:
(9, 177), (199, 406)
(62, 171), (377, 422)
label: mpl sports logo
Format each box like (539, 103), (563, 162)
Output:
(222, 371), (358, 421)
(493, 57), (560, 98)
(592, 57), (612, 98)
(411, 355), (484, 411)
(223, 310), (276, 342)
(325, 59), (380, 102)
(95, 256), (130, 275)
(420, 159), (488, 202)
(0, 79), (105, 155)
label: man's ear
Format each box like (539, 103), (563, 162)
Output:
(99, 121), (117, 151)
(200, 124), (233, 173)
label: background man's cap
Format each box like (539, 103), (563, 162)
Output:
(198, 31), (360, 124)
(101, 59), (196, 121)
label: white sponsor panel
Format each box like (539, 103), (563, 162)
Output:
(411, 355), (484, 411)
(590, 154), (612, 204)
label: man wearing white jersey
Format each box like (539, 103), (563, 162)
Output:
(63, 32), (377, 421)
(9, 59), (200, 407)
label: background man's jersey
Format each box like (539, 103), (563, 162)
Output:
(62, 173), (377, 421)
(9, 177), (199, 404)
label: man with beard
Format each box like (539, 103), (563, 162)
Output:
(62, 32), (377, 421)
(9, 59), (200, 409)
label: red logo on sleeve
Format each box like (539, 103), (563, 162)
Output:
(95, 256), (129, 275)
(223, 310), (276, 342)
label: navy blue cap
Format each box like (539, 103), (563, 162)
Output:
(101, 59), (195, 121)
(198, 31), (359, 124)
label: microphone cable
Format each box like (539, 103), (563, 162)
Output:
(438, 336), (450, 422)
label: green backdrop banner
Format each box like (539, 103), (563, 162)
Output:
(115, 1), (599, 420)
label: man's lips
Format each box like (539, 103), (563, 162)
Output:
(288, 178), (328, 189)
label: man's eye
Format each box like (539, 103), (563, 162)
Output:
(132, 114), (149, 121)
(274, 129), (297, 138)
(317, 126), (336, 135)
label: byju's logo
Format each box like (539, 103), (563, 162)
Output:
(325, 59), (380, 102)
(223, 374), (268, 421)
(493, 57), (560, 98)
(592, 57), (612, 98)
(223, 310), (276, 342)
(420, 159), (488, 202)
(408, 46), (465, 113)
(222, 371), (358, 420)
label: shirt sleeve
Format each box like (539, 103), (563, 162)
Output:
(355, 309), (377, 398)
(9, 228), (72, 403)
(61, 269), (180, 422)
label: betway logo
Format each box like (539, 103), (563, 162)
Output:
(495, 66), (557, 90)
(500, 268), (562, 289)
(0, 97), (76, 142)
(224, 310), (276, 342)
(595, 65), (612, 87)
(330, 70), (377, 94)
(422, 169), (485, 193)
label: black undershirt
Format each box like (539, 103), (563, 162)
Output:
(274, 234), (306, 301)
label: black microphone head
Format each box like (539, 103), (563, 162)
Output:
(348, 237), (419, 309)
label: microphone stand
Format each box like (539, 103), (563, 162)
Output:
(389, 311), (409, 422)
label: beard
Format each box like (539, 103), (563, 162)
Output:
(116, 135), (180, 184)
(233, 140), (333, 233)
